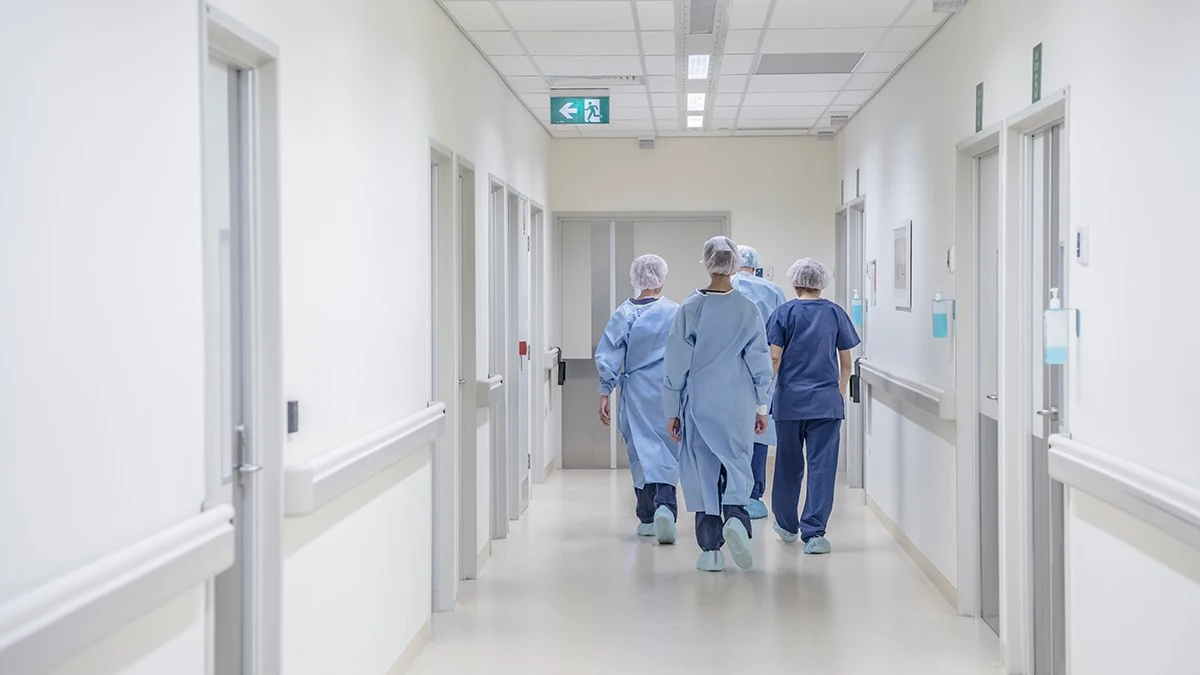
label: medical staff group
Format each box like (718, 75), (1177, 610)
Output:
(595, 236), (860, 573)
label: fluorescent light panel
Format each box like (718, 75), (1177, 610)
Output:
(687, 54), (710, 79)
(687, 115), (704, 128)
(687, 93), (706, 111)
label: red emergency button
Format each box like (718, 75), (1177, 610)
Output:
(518, 340), (528, 356)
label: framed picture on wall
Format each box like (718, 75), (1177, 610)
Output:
(893, 221), (912, 310)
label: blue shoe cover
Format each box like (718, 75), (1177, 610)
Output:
(804, 536), (832, 555)
(773, 521), (799, 544)
(696, 550), (725, 572)
(723, 519), (754, 570)
(747, 499), (768, 520)
(637, 522), (655, 537)
(653, 505), (677, 545)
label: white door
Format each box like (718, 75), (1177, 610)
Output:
(512, 198), (533, 514)
(837, 205), (867, 487)
(488, 184), (509, 538)
(975, 149), (1002, 635)
(205, 55), (256, 675)
(457, 165), (479, 578)
(1029, 125), (1067, 675)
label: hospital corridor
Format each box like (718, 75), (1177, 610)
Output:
(2, 1), (1199, 675)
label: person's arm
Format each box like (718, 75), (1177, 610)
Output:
(594, 311), (629, 426)
(770, 345), (784, 378)
(839, 349), (853, 396)
(834, 305), (862, 397)
(662, 305), (692, 440)
(766, 307), (786, 379)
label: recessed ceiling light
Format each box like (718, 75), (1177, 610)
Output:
(687, 93), (706, 112)
(756, 53), (864, 75)
(687, 115), (704, 129)
(687, 54), (710, 80)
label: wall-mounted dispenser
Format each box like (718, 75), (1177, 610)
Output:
(1043, 288), (1074, 365)
(851, 289), (864, 327)
(931, 290), (955, 339)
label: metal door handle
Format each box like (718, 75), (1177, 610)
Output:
(458, 379), (467, 385)
(239, 463), (262, 475)
(986, 395), (998, 401)
(1036, 407), (1059, 420)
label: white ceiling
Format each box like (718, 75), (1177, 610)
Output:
(436, 0), (951, 138)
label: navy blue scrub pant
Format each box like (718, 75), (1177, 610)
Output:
(751, 443), (768, 500)
(695, 466), (752, 551)
(634, 484), (678, 524)
(771, 419), (842, 541)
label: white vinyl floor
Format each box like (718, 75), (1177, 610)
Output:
(408, 470), (1004, 675)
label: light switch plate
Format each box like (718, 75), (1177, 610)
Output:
(1074, 228), (1089, 266)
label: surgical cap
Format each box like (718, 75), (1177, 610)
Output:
(630, 254), (668, 292)
(738, 245), (760, 270)
(787, 257), (831, 290)
(701, 236), (741, 276)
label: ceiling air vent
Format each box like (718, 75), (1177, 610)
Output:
(638, 137), (655, 150)
(546, 75), (643, 88)
(757, 53), (864, 75)
(817, 131), (837, 141)
(688, 0), (717, 34)
(932, 0), (966, 12)
(831, 115), (850, 127)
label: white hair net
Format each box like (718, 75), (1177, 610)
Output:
(787, 257), (832, 290)
(738, 245), (760, 270)
(630, 254), (668, 293)
(701, 236), (741, 276)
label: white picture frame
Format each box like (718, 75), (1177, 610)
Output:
(893, 220), (912, 310)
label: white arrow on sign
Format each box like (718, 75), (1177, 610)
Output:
(558, 101), (577, 120)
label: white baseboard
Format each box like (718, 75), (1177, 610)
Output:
(476, 541), (491, 577)
(865, 495), (958, 608)
(386, 620), (430, 675)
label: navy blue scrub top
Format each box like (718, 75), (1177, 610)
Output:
(766, 298), (861, 421)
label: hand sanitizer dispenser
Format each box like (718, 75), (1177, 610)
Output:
(851, 289), (864, 327)
(932, 291), (951, 339)
(1044, 288), (1069, 365)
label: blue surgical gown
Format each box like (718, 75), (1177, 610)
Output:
(733, 272), (788, 446)
(662, 290), (773, 516)
(766, 298), (861, 420)
(595, 297), (682, 488)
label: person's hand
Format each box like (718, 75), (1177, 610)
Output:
(599, 395), (611, 427)
(755, 413), (768, 435)
(668, 417), (682, 442)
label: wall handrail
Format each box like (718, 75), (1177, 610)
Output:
(857, 358), (956, 420)
(284, 403), (446, 516)
(1049, 434), (1200, 553)
(0, 506), (235, 675)
(477, 375), (504, 407)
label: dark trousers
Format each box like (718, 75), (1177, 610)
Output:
(695, 466), (752, 551)
(750, 442), (768, 500)
(635, 483), (678, 523)
(771, 419), (842, 541)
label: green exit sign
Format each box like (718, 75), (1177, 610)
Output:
(550, 94), (610, 125)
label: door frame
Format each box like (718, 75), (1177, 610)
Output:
(529, 202), (551, 484)
(835, 197), (866, 489)
(200, 4), (284, 673)
(456, 157), (480, 580)
(488, 176), (510, 539)
(953, 122), (1004, 620)
(506, 187), (529, 518)
(998, 87), (1071, 674)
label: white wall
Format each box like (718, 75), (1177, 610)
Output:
(837, 0), (1200, 670)
(0, 0), (549, 672)
(551, 137), (840, 292)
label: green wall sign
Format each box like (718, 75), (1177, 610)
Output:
(1032, 43), (1043, 103)
(550, 96), (610, 125)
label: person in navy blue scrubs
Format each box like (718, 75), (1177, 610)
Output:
(766, 257), (860, 555)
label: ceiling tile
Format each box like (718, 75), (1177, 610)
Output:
(470, 31), (524, 55)
(650, 92), (677, 106)
(769, 0), (909, 29)
(738, 105), (830, 119)
(641, 31), (676, 55)
(724, 30), (761, 54)
(747, 73), (850, 92)
(855, 51), (908, 73)
(715, 92), (743, 106)
(498, 1), (634, 31)
(717, 75), (748, 93)
(834, 89), (873, 106)
(762, 28), (886, 54)
(611, 106), (654, 120)
(845, 72), (889, 90)
(610, 92), (650, 107)
(737, 118), (818, 129)
(712, 106), (739, 121)
(876, 26), (936, 52)
(719, 54), (755, 75)
(443, 1), (509, 31)
(726, 0), (771, 29)
(742, 91), (838, 106)
(653, 107), (677, 120)
(829, 105), (859, 114)
(507, 76), (549, 93)
(647, 75), (676, 92)
(657, 119), (680, 131)
(644, 55), (678, 76)
(535, 55), (643, 76)
(600, 120), (659, 131)
(636, 1), (676, 30)
(519, 31), (640, 56)
(899, 3), (951, 27)
(491, 55), (540, 76)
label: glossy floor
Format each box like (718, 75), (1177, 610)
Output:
(409, 470), (1003, 675)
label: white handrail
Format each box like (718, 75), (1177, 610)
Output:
(284, 403), (447, 516)
(0, 506), (235, 675)
(1049, 434), (1200, 553)
(477, 375), (503, 407)
(543, 347), (560, 372)
(857, 359), (956, 420)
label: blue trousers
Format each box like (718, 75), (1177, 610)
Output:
(772, 419), (842, 541)
(635, 483), (678, 523)
(751, 443), (768, 500)
(695, 466), (751, 551)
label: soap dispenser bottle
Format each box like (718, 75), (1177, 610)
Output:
(1044, 288), (1069, 365)
(932, 290), (950, 339)
(851, 289), (864, 327)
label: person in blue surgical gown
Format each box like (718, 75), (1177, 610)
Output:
(767, 257), (861, 555)
(663, 236), (773, 572)
(596, 254), (682, 545)
(731, 245), (788, 520)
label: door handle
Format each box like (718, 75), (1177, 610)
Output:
(986, 394), (998, 401)
(238, 463), (262, 475)
(1036, 407), (1059, 421)
(458, 379), (467, 385)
